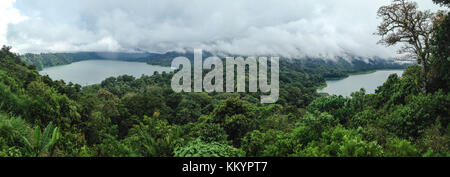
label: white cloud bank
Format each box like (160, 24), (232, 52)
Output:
(0, 0), (27, 48)
(0, 0), (444, 58)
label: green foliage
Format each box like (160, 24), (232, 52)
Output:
(384, 138), (419, 157)
(207, 97), (258, 146)
(241, 130), (266, 157)
(375, 71), (420, 107)
(186, 122), (228, 143)
(430, 12), (450, 92)
(0, 82), (25, 115)
(294, 126), (382, 157)
(23, 122), (61, 157)
(124, 116), (185, 157)
(418, 123), (450, 157)
(0, 25), (448, 159)
(380, 91), (450, 138)
(173, 93), (213, 124)
(291, 112), (339, 147)
(262, 130), (299, 157)
(174, 138), (244, 157)
(307, 95), (352, 125)
(241, 129), (300, 157)
(96, 134), (135, 157)
(0, 115), (30, 157)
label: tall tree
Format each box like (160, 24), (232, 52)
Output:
(375, 0), (444, 93)
(433, 0), (450, 7)
(429, 12), (450, 92)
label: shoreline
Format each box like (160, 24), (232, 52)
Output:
(318, 69), (406, 96)
(38, 59), (170, 71)
(324, 68), (405, 81)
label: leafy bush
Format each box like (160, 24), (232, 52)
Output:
(174, 138), (245, 157)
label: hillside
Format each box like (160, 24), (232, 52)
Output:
(20, 50), (407, 80)
(1, 43), (449, 157)
(20, 52), (156, 70)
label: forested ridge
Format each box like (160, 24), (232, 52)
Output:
(20, 52), (154, 71)
(0, 0), (449, 157)
(21, 50), (406, 79)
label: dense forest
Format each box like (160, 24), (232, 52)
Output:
(20, 50), (405, 79)
(0, 0), (449, 157)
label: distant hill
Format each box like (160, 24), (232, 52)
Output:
(20, 52), (157, 70)
(142, 52), (409, 79)
(19, 51), (215, 70)
(20, 51), (408, 76)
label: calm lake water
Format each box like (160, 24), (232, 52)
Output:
(39, 60), (173, 86)
(318, 70), (404, 97)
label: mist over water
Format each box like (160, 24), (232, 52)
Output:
(39, 60), (173, 86)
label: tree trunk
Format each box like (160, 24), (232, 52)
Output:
(421, 61), (428, 94)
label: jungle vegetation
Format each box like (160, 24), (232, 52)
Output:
(0, 0), (448, 157)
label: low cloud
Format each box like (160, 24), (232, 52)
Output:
(2, 0), (443, 58)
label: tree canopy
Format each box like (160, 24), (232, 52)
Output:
(0, 0), (449, 157)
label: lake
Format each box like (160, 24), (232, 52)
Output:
(39, 60), (173, 86)
(318, 70), (404, 97)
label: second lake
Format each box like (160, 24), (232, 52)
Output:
(318, 70), (404, 97)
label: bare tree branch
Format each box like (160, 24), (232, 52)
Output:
(375, 0), (446, 93)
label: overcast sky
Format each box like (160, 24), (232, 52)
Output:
(0, 0), (444, 58)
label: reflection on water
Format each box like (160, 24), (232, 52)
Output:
(39, 60), (173, 86)
(318, 70), (404, 97)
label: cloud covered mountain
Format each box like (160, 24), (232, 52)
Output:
(1, 0), (443, 59)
